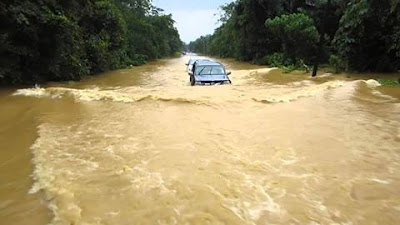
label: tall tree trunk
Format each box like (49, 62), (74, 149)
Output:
(312, 62), (318, 77)
(312, 38), (324, 77)
(311, 0), (330, 77)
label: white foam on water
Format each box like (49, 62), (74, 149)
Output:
(290, 80), (315, 87)
(252, 80), (345, 103)
(318, 73), (334, 78)
(371, 90), (398, 101)
(247, 186), (281, 220)
(218, 169), (286, 223)
(14, 87), (134, 102)
(13, 86), (213, 106)
(280, 158), (298, 165)
(368, 178), (391, 184)
(279, 173), (316, 179)
(13, 86), (50, 98)
(363, 79), (382, 88)
(353, 80), (398, 103)
(13, 76), (354, 108)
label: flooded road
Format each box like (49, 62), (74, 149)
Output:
(1, 56), (400, 225)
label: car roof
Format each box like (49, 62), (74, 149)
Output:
(194, 60), (223, 66)
(190, 58), (211, 62)
(188, 58), (209, 64)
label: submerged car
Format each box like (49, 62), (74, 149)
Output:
(189, 61), (232, 86)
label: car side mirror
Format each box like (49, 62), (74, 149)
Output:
(227, 71), (231, 75)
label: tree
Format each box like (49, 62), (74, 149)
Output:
(189, 0), (399, 74)
(0, 0), (183, 85)
(265, 13), (320, 66)
(333, 0), (400, 72)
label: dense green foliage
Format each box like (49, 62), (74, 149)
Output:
(334, 0), (400, 72)
(189, 0), (400, 74)
(265, 13), (319, 66)
(0, 0), (182, 85)
(378, 79), (400, 86)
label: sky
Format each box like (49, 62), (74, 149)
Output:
(152, 0), (233, 43)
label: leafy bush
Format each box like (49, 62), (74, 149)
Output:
(264, 53), (310, 72)
(129, 54), (148, 66)
(262, 13), (319, 73)
(265, 13), (320, 65)
(378, 79), (400, 86)
(282, 65), (296, 73)
(266, 53), (285, 67)
(296, 59), (310, 72)
(329, 54), (346, 73)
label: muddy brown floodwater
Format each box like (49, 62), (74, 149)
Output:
(1, 56), (400, 225)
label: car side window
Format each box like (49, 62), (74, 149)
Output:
(194, 66), (202, 75)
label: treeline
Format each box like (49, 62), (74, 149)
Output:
(189, 0), (400, 74)
(0, 0), (182, 85)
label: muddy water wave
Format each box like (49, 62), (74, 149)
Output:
(2, 56), (400, 225)
(13, 79), (346, 105)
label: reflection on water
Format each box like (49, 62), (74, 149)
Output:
(1, 56), (400, 225)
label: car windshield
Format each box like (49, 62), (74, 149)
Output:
(195, 66), (225, 75)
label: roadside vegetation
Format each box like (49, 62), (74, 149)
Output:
(0, 0), (182, 85)
(188, 0), (400, 76)
(378, 79), (400, 86)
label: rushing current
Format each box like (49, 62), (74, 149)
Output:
(1, 56), (400, 225)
